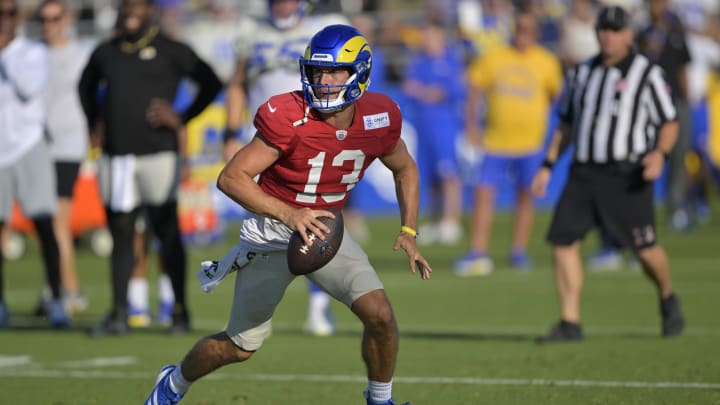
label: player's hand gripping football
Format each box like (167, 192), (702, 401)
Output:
(393, 233), (432, 280)
(286, 207), (335, 247)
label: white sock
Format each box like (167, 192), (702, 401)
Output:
(169, 364), (192, 394)
(158, 273), (175, 304)
(308, 291), (330, 321)
(127, 277), (149, 311)
(368, 380), (392, 403)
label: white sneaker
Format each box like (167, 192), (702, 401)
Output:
(303, 315), (334, 337)
(436, 221), (462, 245)
(63, 292), (89, 315)
(417, 223), (438, 246)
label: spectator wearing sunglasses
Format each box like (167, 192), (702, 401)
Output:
(0, 0), (69, 329)
(33, 0), (92, 318)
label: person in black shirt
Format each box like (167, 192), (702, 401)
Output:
(79, 0), (222, 336)
(531, 6), (685, 342)
(637, 0), (693, 230)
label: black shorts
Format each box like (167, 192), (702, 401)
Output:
(55, 161), (81, 198)
(547, 163), (657, 251)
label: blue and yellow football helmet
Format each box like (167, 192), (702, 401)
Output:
(300, 24), (373, 111)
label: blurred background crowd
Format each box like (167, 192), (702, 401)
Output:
(2, 0), (720, 330)
(6, 0), (719, 221)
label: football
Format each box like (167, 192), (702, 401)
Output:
(287, 208), (344, 275)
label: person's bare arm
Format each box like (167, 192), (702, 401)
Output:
(379, 139), (432, 280)
(465, 86), (485, 146)
(177, 126), (190, 181)
(531, 122), (572, 198)
(678, 64), (689, 101)
(223, 59), (248, 160)
(226, 59), (247, 132)
(642, 120), (678, 181)
(217, 134), (333, 245)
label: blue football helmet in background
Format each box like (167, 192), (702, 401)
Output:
(300, 24), (373, 111)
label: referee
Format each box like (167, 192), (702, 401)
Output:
(531, 6), (685, 342)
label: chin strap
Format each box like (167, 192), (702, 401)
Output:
(293, 106), (310, 127)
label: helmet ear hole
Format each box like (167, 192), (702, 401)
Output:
(356, 51), (372, 84)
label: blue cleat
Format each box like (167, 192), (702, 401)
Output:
(157, 300), (174, 327)
(453, 251), (493, 277)
(509, 251), (532, 271)
(145, 365), (184, 405)
(128, 303), (152, 328)
(47, 299), (69, 328)
(364, 389), (410, 405)
(587, 248), (622, 272)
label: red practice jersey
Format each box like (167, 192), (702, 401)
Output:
(254, 91), (402, 210)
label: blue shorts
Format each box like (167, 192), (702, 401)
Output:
(475, 152), (544, 190)
(415, 112), (460, 181)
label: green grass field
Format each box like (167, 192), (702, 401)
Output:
(1, 205), (719, 404)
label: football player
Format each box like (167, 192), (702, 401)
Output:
(224, 0), (348, 337)
(145, 25), (430, 405)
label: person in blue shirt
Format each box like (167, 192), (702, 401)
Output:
(402, 18), (466, 245)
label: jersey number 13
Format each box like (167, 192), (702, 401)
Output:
(296, 150), (366, 204)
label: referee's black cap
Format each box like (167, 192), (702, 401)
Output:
(596, 5), (631, 31)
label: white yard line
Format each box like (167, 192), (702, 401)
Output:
(59, 356), (138, 368)
(0, 368), (718, 390)
(0, 355), (32, 368)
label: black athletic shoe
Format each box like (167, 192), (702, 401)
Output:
(536, 319), (584, 343)
(660, 293), (685, 337)
(88, 311), (130, 337)
(167, 307), (191, 335)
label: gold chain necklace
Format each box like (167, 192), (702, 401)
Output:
(120, 26), (159, 54)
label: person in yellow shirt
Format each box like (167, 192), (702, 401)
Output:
(708, 69), (720, 171)
(455, 9), (562, 276)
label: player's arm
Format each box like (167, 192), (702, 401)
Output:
(177, 126), (190, 181)
(642, 65), (680, 180)
(465, 86), (486, 146)
(532, 62), (575, 198)
(465, 56), (489, 147)
(216, 133), (332, 244)
(226, 59), (247, 132)
(223, 58), (248, 160)
(642, 120), (678, 181)
(531, 122), (571, 198)
(379, 139), (432, 280)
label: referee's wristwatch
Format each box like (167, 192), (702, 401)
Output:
(657, 149), (671, 160)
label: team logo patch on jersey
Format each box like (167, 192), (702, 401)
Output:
(363, 112), (390, 130)
(336, 130), (347, 140)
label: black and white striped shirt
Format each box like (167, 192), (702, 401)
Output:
(558, 52), (677, 164)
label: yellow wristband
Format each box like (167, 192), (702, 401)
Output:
(400, 225), (418, 239)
